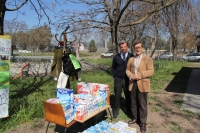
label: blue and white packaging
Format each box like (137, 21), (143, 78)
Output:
(82, 120), (112, 133)
(56, 88), (74, 103)
(109, 121), (128, 133)
(65, 111), (75, 124)
(120, 127), (137, 133)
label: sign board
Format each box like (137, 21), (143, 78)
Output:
(0, 35), (11, 119)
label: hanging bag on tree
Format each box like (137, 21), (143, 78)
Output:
(62, 53), (81, 76)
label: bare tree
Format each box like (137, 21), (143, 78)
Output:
(161, 0), (192, 60)
(0, 0), (28, 34)
(71, 22), (90, 59)
(58, 0), (179, 55)
(0, 0), (66, 35)
(4, 20), (28, 55)
(179, 0), (200, 53)
(148, 15), (159, 58)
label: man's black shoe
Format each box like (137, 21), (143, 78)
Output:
(128, 119), (137, 124)
(113, 114), (117, 119)
(140, 124), (147, 133)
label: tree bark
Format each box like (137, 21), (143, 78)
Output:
(149, 16), (159, 58)
(0, 0), (6, 35)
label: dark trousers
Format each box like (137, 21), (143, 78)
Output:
(114, 77), (132, 117)
(131, 81), (148, 124)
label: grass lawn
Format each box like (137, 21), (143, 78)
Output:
(0, 57), (198, 132)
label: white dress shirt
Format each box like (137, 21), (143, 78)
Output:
(134, 54), (143, 74)
(121, 52), (128, 60)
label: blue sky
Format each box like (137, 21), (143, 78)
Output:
(5, 0), (87, 34)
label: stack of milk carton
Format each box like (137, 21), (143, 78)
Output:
(77, 82), (109, 102)
(73, 94), (107, 120)
(74, 94), (94, 120)
(74, 82), (110, 120)
(50, 82), (110, 123)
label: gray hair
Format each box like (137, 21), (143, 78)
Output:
(118, 40), (128, 46)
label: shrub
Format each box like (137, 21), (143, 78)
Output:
(88, 39), (97, 52)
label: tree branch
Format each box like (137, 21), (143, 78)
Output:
(116, 0), (133, 26)
(6, 0), (28, 11)
(67, 25), (110, 34)
(119, 0), (179, 27)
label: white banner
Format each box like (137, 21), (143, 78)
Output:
(0, 35), (11, 119)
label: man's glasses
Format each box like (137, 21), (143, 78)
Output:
(134, 47), (142, 50)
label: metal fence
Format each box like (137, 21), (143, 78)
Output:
(10, 54), (53, 78)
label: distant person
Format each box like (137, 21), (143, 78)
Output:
(112, 40), (133, 119)
(126, 42), (154, 133)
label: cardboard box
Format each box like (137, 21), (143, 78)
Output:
(120, 127), (137, 133)
(64, 107), (73, 117)
(77, 82), (110, 96)
(76, 104), (87, 116)
(77, 82), (91, 94)
(65, 111), (75, 124)
(56, 88), (74, 103)
(109, 121), (128, 133)
(76, 110), (88, 120)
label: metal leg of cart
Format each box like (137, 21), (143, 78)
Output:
(64, 128), (68, 133)
(46, 121), (50, 133)
(106, 106), (113, 122)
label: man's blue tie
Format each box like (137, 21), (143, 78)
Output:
(123, 53), (126, 61)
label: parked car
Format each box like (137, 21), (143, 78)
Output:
(101, 51), (113, 58)
(155, 52), (173, 60)
(181, 52), (200, 62)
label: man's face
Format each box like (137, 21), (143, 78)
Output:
(134, 43), (143, 55)
(120, 43), (128, 54)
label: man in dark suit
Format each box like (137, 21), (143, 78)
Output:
(112, 40), (133, 119)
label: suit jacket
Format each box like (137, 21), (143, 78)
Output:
(112, 52), (133, 79)
(126, 54), (154, 92)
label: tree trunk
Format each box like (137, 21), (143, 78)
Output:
(171, 3), (179, 61)
(111, 24), (119, 55)
(149, 18), (158, 58)
(172, 37), (178, 61)
(76, 39), (81, 60)
(11, 45), (14, 56)
(0, 0), (6, 35)
(149, 38), (156, 58)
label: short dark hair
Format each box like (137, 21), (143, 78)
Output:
(118, 40), (128, 47)
(133, 42), (144, 48)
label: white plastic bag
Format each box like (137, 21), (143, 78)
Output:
(57, 71), (69, 88)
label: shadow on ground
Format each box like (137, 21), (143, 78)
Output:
(165, 67), (200, 94)
(7, 77), (52, 119)
(54, 111), (109, 133)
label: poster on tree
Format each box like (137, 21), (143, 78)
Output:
(0, 35), (11, 119)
